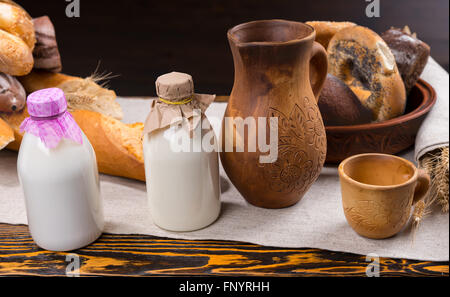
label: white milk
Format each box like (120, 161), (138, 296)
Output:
(144, 119), (221, 231)
(17, 132), (103, 251)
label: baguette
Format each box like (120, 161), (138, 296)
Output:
(0, 116), (13, 149)
(0, 108), (145, 181)
(18, 70), (123, 120)
(17, 70), (74, 92)
(0, 106), (26, 150)
(72, 110), (145, 181)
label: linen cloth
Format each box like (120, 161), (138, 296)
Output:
(414, 57), (449, 161)
(0, 59), (448, 261)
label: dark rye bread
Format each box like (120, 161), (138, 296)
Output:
(32, 16), (62, 72)
(318, 74), (372, 126)
(381, 27), (430, 94)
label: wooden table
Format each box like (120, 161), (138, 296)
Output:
(0, 223), (447, 277)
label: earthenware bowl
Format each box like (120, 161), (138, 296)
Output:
(325, 79), (436, 163)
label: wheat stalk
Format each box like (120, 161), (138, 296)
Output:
(413, 147), (449, 236)
(86, 61), (120, 89)
(435, 147), (449, 212)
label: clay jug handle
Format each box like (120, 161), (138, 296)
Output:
(413, 169), (431, 204)
(309, 41), (328, 102)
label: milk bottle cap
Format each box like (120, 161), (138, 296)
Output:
(144, 72), (216, 136)
(20, 88), (83, 148)
(156, 72), (194, 104)
(27, 87), (67, 118)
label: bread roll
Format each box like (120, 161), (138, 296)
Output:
(0, 116), (13, 149)
(0, 108), (145, 181)
(18, 70), (123, 120)
(306, 21), (356, 49)
(0, 1), (35, 49)
(0, 1), (35, 76)
(0, 29), (33, 75)
(318, 74), (372, 126)
(327, 26), (406, 122)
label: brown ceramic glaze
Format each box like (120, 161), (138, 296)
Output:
(325, 79), (437, 163)
(339, 153), (430, 239)
(220, 20), (328, 208)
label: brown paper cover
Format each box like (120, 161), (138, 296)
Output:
(143, 93), (215, 135)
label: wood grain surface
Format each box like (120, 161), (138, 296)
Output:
(0, 223), (447, 277)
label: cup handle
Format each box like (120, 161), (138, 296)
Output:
(413, 169), (431, 204)
(309, 41), (328, 102)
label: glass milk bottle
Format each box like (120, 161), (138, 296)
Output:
(143, 72), (221, 231)
(17, 88), (103, 251)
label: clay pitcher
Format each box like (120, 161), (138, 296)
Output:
(220, 19), (328, 208)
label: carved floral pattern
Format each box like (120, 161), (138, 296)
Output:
(344, 190), (413, 233)
(260, 97), (326, 194)
(326, 121), (421, 163)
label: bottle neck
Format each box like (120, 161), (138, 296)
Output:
(30, 111), (65, 121)
(158, 95), (194, 105)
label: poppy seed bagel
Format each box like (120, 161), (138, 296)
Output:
(327, 26), (406, 122)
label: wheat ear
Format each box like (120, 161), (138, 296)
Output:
(86, 61), (120, 88)
(413, 147), (449, 238)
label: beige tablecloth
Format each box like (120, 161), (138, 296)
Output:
(415, 58), (449, 160)
(0, 59), (448, 261)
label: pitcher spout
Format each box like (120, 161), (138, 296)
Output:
(227, 19), (316, 82)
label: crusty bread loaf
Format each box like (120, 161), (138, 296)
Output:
(0, 106), (25, 150)
(327, 26), (406, 122)
(0, 1), (35, 49)
(0, 108), (145, 181)
(0, 1), (35, 76)
(0, 29), (33, 75)
(18, 70), (123, 120)
(306, 21), (356, 49)
(72, 110), (145, 181)
(0, 116), (13, 149)
(17, 70), (71, 92)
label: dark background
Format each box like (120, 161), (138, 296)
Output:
(18, 0), (449, 96)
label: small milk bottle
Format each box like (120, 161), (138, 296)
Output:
(143, 72), (221, 231)
(17, 88), (104, 251)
